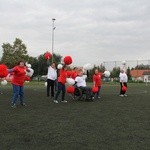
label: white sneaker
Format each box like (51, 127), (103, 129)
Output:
(119, 94), (124, 97)
(61, 100), (67, 103)
(124, 94), (127, 97)
(53, 100), (58, 103)
(11, 104), (17, 108)
(98, 96), (101, 99)
(21, 103), (27, 106)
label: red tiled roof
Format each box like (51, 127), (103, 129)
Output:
(143, 71), (150, 75)
(130, 70), (150, 77)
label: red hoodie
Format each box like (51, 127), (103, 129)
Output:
(58, 69), (68, 84)
(93, 72), (102, 87)
(12, 66), (27, 86)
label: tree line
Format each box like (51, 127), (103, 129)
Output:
(0, 38), (62, 77)
(1, 38), (149, 80)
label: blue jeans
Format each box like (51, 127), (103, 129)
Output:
(12, 84), (24, 105)
(54, 82), (66, 101)
(95, 86), (101, 98)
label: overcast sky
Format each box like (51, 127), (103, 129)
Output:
(0, 0), (150, 66)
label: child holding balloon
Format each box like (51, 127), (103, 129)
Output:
(53, 56), (73, 103)
(54, 65), (68, 103)
(93, 69), (103, 99)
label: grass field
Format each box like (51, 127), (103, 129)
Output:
(0, 82), (150, 150)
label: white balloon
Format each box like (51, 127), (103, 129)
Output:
(27, 64), (32, 68)
(104, 71), (110, 77)
(25, 62), (28, 66)
(44, 82), (47, 87)
(83, 63), (93, 70)
(120, 66), (127, 73)
(66, 78), (75, 85)
(122, 60), (126, 65)
(83, 75), (87, 80)
(69, 65), (74, 70)
(57, 64), (63, 69)
(26, 68), (34, 77)
(1, 80), (7, 85)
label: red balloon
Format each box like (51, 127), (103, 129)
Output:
(63, 56), (72, 65)
(92, 86), (98, 93)
(67, 86), (75, 93)
(122, 86), (127, 92)
(0, 64), (8, 78)
(44, 52), (52, 60)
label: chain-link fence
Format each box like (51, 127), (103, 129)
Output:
(101, 59), (150, 83)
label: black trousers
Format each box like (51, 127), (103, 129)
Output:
(120, 82), (127, 95)
(47, 79), (55, 97)
(79, 86), (93, 99)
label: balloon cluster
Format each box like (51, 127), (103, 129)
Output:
(57, 55), (74, 93)
(25, 62), (34, 82)
(0, 64), (8, 85)
(0, 64), (8, 78)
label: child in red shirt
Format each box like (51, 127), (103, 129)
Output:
(93, 69), (103, 99)
(54, 65), (68, 103)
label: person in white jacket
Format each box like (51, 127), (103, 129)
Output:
(75, 69), (94, 100)
(47, 62), (57, 98)
(119, 69), (128, 97)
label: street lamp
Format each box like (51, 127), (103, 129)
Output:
(52, 18), (56, 62)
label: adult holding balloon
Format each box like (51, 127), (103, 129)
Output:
(47, 62), (57, 97)
(45, 52), (57, 98)
(8, 60), (33, 108)
(119, 69), (128, 97)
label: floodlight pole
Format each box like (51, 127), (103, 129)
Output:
(137, 60), (139, 82)
(52, 18), (56, 62)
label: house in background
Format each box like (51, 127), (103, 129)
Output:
(130, 70), (150, 82)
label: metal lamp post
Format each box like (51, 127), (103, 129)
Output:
(52, 18), (56, 62)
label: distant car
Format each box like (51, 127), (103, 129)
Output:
(41, 75), (47, 81)
(103, 77), (111, 82)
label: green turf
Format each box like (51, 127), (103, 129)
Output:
(0, 83), (150, 150)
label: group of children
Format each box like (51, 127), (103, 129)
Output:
(46, 62), (103, 104)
